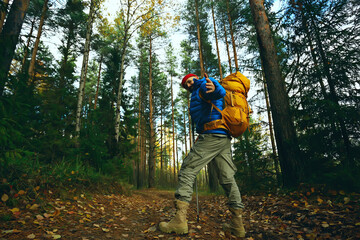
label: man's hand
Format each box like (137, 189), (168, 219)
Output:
(204, 73), (215, 93)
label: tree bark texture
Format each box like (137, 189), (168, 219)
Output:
(0, 0), (9, 32)
(137, 67), (143, 188)
(187, 93), (192, 149)
(249, 0), (303, 187)
(28, 0), (48, 81)
(21, 16), (35, 72)
(0, 0), (30, 95)
(223, 19), (232, 74)
(148, 36), (155, 188)
(94, 55), (103, 109)
(211, 4), (223, 80)
(171, 75), (176, 182)
(263, 78), (281, 184)
(75, 0), (96, 138)
(195, 0), (204, 77)
(226, 0), (239, 72)
(183, 110), (188, 154)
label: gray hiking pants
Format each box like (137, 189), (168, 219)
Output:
(175, 134), (244, 209)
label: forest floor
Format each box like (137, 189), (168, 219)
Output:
(0, 188), (359, 240)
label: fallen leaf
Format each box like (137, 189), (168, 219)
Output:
(52, 234), (61, 239)
(30, 204), (39, 210)
(27, 233), (36, 239)
(321, 222), (329, 228)
(102, 228), (110, 232)
(10, 208), (20, 213)
(18, 190), (26, 195)
(1, 194), (9, 202)
(344, 197), (350, 204)
(36, 214), (44, 220)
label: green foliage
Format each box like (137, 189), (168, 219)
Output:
(233, 119), (276, 192)
(279, 0), (360, 187)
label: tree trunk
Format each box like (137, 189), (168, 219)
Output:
(0, 0), (9, 32)
(171, 75), (176, 182)
(195, 0), (204, 77)
(263, 77), (280, 185)
(148, 36), (155, 188)
(75, 0), (96, 138)
(114, 46), (127, 142)
(137, 67), (143, 188)
(176, 131), (179, 173)
(160, 107), (163, 180)
(211, 4), (223, 80)
(226, 0), (239, 72)
(223, 19), (232, 74)
(21, 16), (35, 72)
(140, 110), (146, 188)
(114, 3), (133, 143)
(187, 92), (192, 149)
(94, 55), (103, 109)
(28, 0), (48, 81)
(183, 110), (187, 154)
(308, 10), (352, 167)
(249, 0), (303, 187)
(0, 0), (30, 95)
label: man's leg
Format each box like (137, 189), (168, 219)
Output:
(175, 134), (231, 203)
(214, 138), (243, 208)
(159, 134), (231, 234)
(214, 141), (245, 237)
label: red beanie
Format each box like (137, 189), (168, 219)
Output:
(181, 73), (197, 88)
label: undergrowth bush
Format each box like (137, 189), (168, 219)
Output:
(0, 151), (133, 205)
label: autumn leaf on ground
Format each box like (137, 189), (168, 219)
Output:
(1, 193), (9, 202)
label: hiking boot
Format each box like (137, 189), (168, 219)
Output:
(223, 207), (246, 237)
(159, 199), (189, 234)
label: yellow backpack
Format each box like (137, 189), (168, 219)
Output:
(201, 72), (251, 137)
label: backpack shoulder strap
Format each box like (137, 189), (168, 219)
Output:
(199, 92), (222, 114)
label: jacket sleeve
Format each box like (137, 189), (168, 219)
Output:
(199, 77), (226, 100)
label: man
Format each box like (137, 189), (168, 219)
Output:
(159, 73), (246, 237)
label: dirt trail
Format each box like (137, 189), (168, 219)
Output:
(1, 189), (359, 239)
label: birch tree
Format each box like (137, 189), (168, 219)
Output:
(114, 0), (160, 143)
(75, 0), (102, 139)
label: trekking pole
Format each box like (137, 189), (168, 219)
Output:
(192, 120), (199, 223)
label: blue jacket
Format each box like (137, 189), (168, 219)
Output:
(189, 77), (228, 135)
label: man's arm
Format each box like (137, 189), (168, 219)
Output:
(199, 75), (226, 100)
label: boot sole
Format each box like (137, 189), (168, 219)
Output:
(222, 223), (246, 238)
(159, 225), (188, 234)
